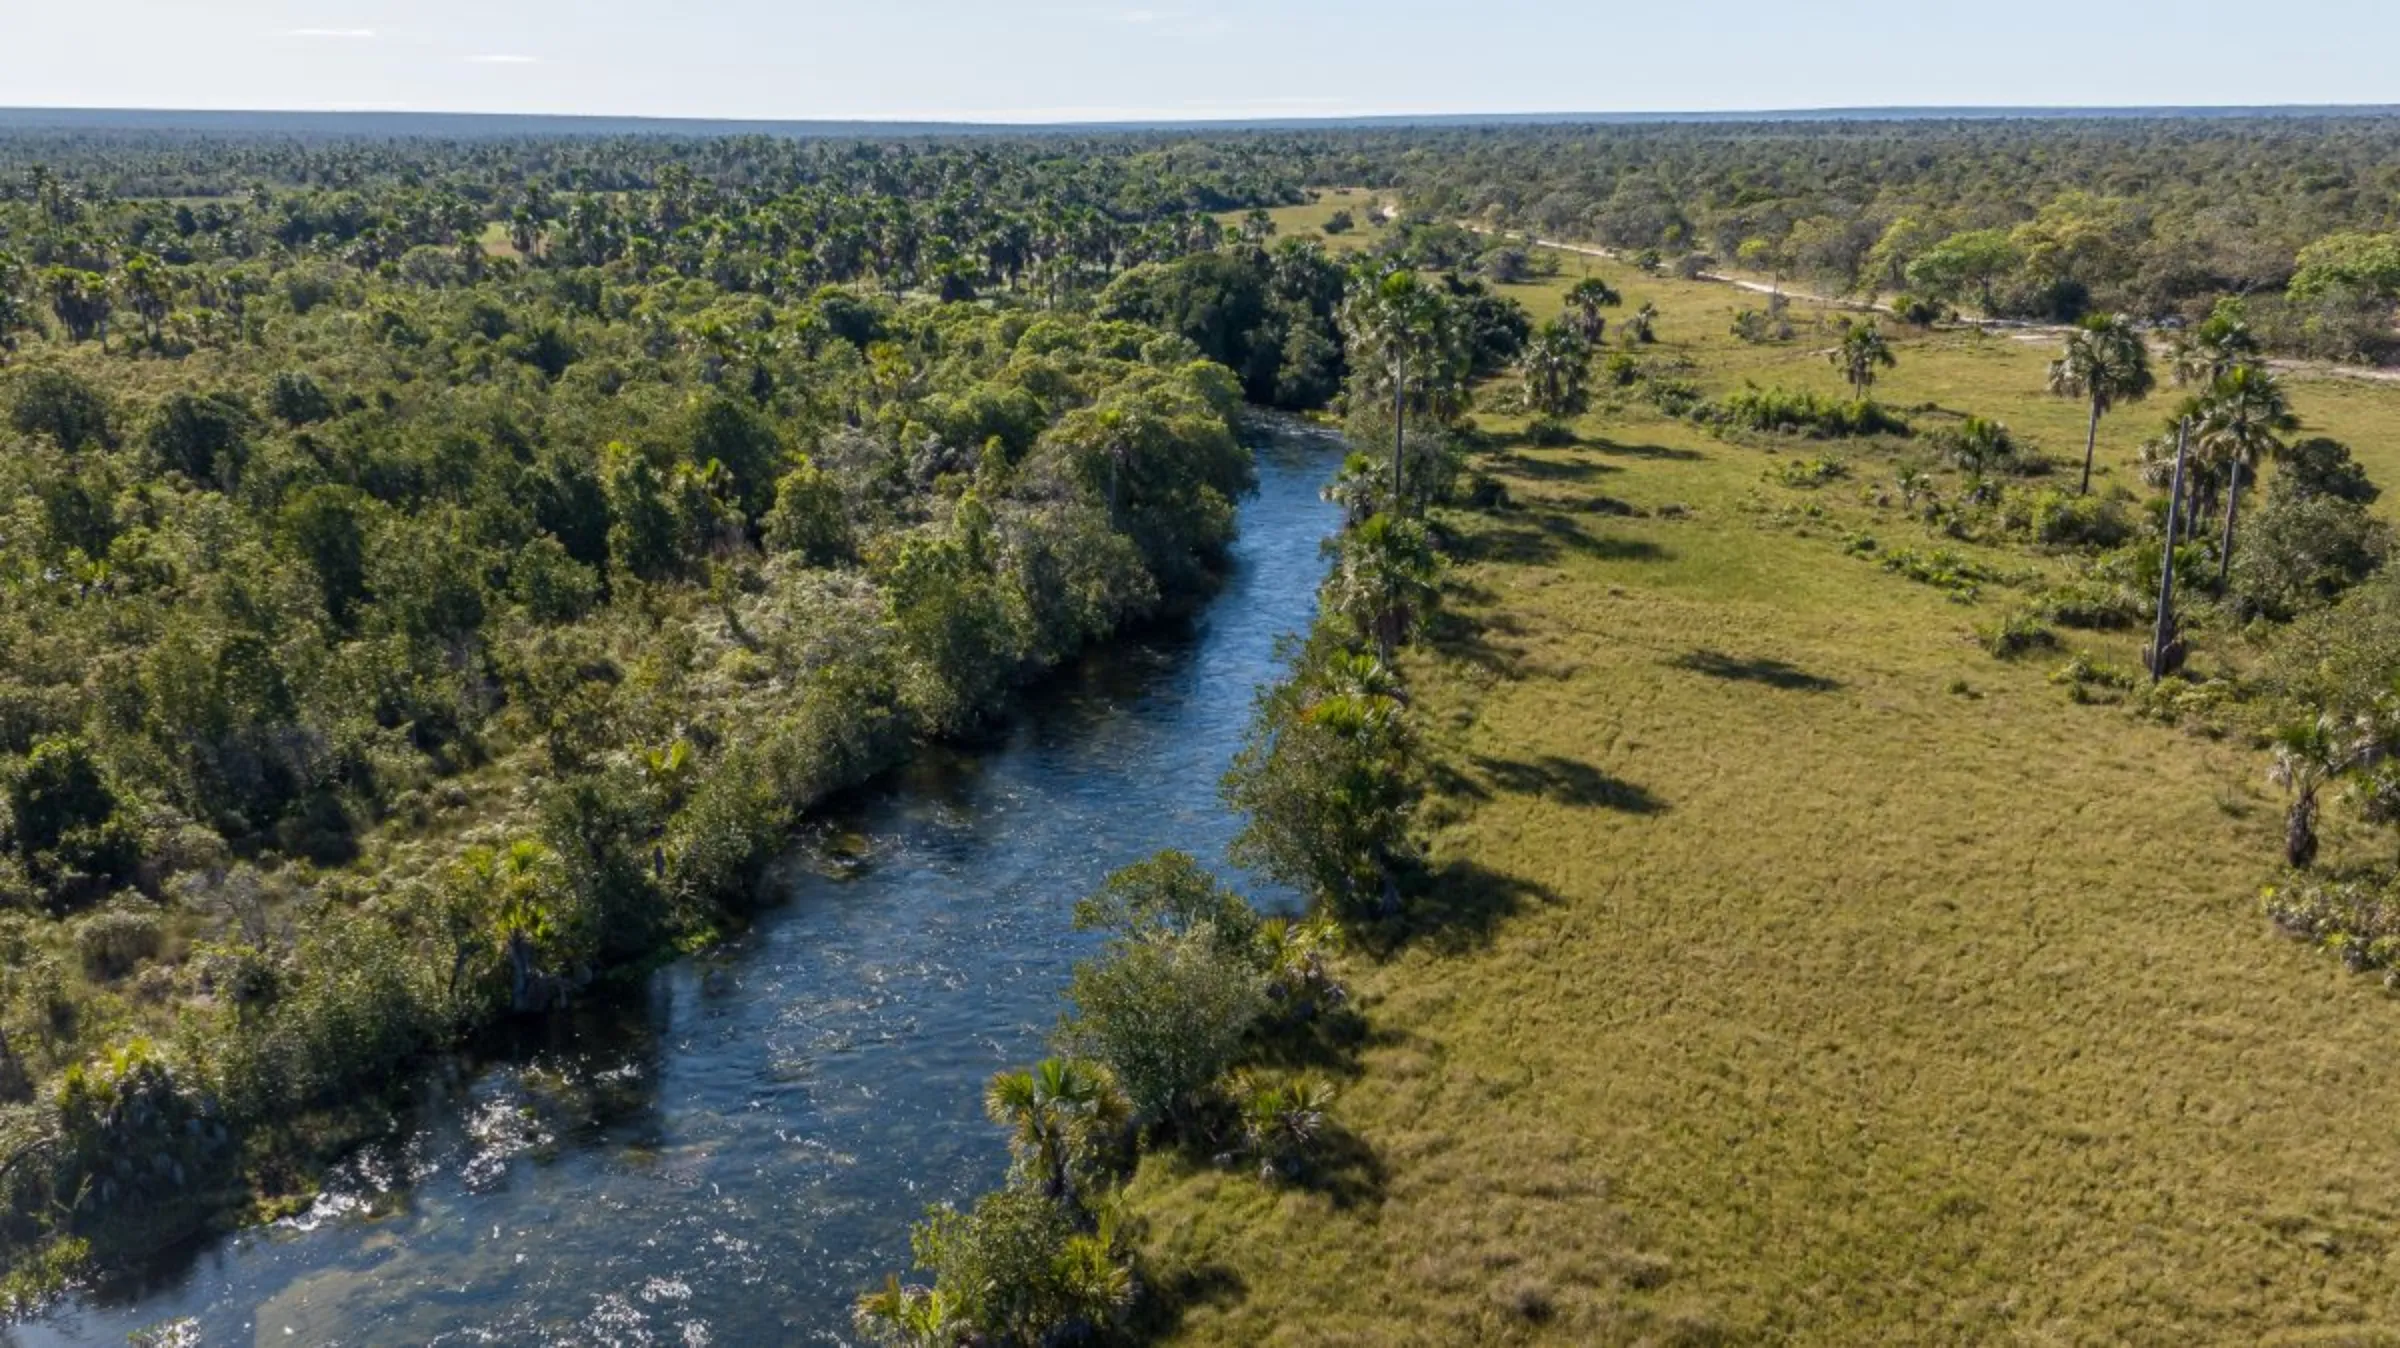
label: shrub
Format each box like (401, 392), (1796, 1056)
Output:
(1702, 387), (1907, 438)
(1888, 293), (1949, 326)
(2265, 872), (2400, 980)
(1057, 928), (1266, 1128)
(1976, 610), (2058, 658)
(1876, 546), (2024, 602)
(2027, 490), (2134, 549)
(2031, 579), (2143, 630)
(73, 904), (163, 981)
(884, 1189), (1131, 1346)
(2230, 490), (2390, 621)
(1771, 457), (1848, 489)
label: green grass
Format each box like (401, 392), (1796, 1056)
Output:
(1127, 234), (2400, 1344)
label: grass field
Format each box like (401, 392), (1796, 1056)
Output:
(1134, 210), (2400, 1344)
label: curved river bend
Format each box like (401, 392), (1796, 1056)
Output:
(13, 421), (1341, 1348)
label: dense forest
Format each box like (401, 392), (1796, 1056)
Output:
(9, 112), (2400, 1332)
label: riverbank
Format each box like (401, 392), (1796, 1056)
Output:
(1126, 228), (2400, 1342)
(15, 421), (1344, 1345)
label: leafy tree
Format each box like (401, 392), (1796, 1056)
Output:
(277, 484), (372, 628)
(143, 390), (253, 492)
(6, 737), (138, 905)
(2288, 232), (2400, 304)
(1226, 649), (1418, 919)
(889, 1190), (1131, 1348)
(2275, 436), (2378, 506)
(1058, 926), (1265, 1128)
(2046, 313), (2155, 496)
(761, 457), (854, 565)
(1905, 229), (2020, 313)
(7, 367), (114, 451)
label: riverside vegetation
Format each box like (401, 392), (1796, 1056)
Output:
(14, 115), (2400, 1342)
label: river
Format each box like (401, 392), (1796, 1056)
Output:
(10, 419), (1342, 1348)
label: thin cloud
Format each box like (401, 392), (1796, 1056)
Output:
(466, 54), (540, 64)
(277, 27), (378, 38)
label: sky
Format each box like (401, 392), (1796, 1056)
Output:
(4, 0), (2396, 124)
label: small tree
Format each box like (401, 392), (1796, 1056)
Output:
(2270, 715), (2361, 870)
(1562, 276), (1621, 343)
(984, 1058), (1129, 1210)
(1829, 319), (1897, 398)
(1515, 320), (1592, 419)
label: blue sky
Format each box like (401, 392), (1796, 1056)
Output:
(6, 0), (2394, 122)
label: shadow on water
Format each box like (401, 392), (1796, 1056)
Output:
(1667, 648), (1842, 693)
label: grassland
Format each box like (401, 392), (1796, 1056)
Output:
(1135, 206), (2400, 1344)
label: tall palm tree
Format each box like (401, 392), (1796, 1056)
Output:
(2192, 364), (2298, 583)
(984, 1058), (1126, 1209)
(1562, 276), (1621, 344)
(1338, 268), (1463, 513)
(1829, 319), (1897, 398)
(2047, 313), (2156, 496)
(1516, 320), (1592, 419)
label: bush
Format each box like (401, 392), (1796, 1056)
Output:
(1888, 293), (1949, 326)
(1057, 928), (1266, 1128)
(1701, 387), (1907, 438)
(1976, 610), (2058, 658)
(73, 904), (163, 981)
(1771, 457), (1848, 488)
(2230, 490), (2390, 622)
(2265, 871), (2400, 979)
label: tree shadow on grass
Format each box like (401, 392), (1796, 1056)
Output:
(1282, 1120), (1388, 1211)
(1366, 857), (1561, 958)
(1246, 1001), (1377, 1079)
(1449, 514), (1672, 568)
(1667, 648), (1843, 693)
(1473, 753), (1669, 814)
(1127, 1260), (1249, 1341)
(1425, 607), (1528, 682)
(1494, 452), (1622, 483)
(1586, 436), (1705, 462)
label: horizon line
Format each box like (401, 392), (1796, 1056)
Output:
(5, 101), (2400, 133)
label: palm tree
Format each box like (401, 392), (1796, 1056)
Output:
(984, 1058), (1126, 1209)
(2047, 313), (2156, 496)
(1338, 268), (1464, 513)
(1330, 513), (1443, 663)
(2170, 302), (2260, 389)
(1562, 276), (1621, 344)
(852, 1278), (961, 1348)
(1625, 301), (1660, 344)
(1516, 320), (1592, 419)
(1829, 319), (1897, 398)
(2270, 714), (2362, 870)
(2192, 364), (2298, 584)
(1229, 1070), (1338, 1182)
